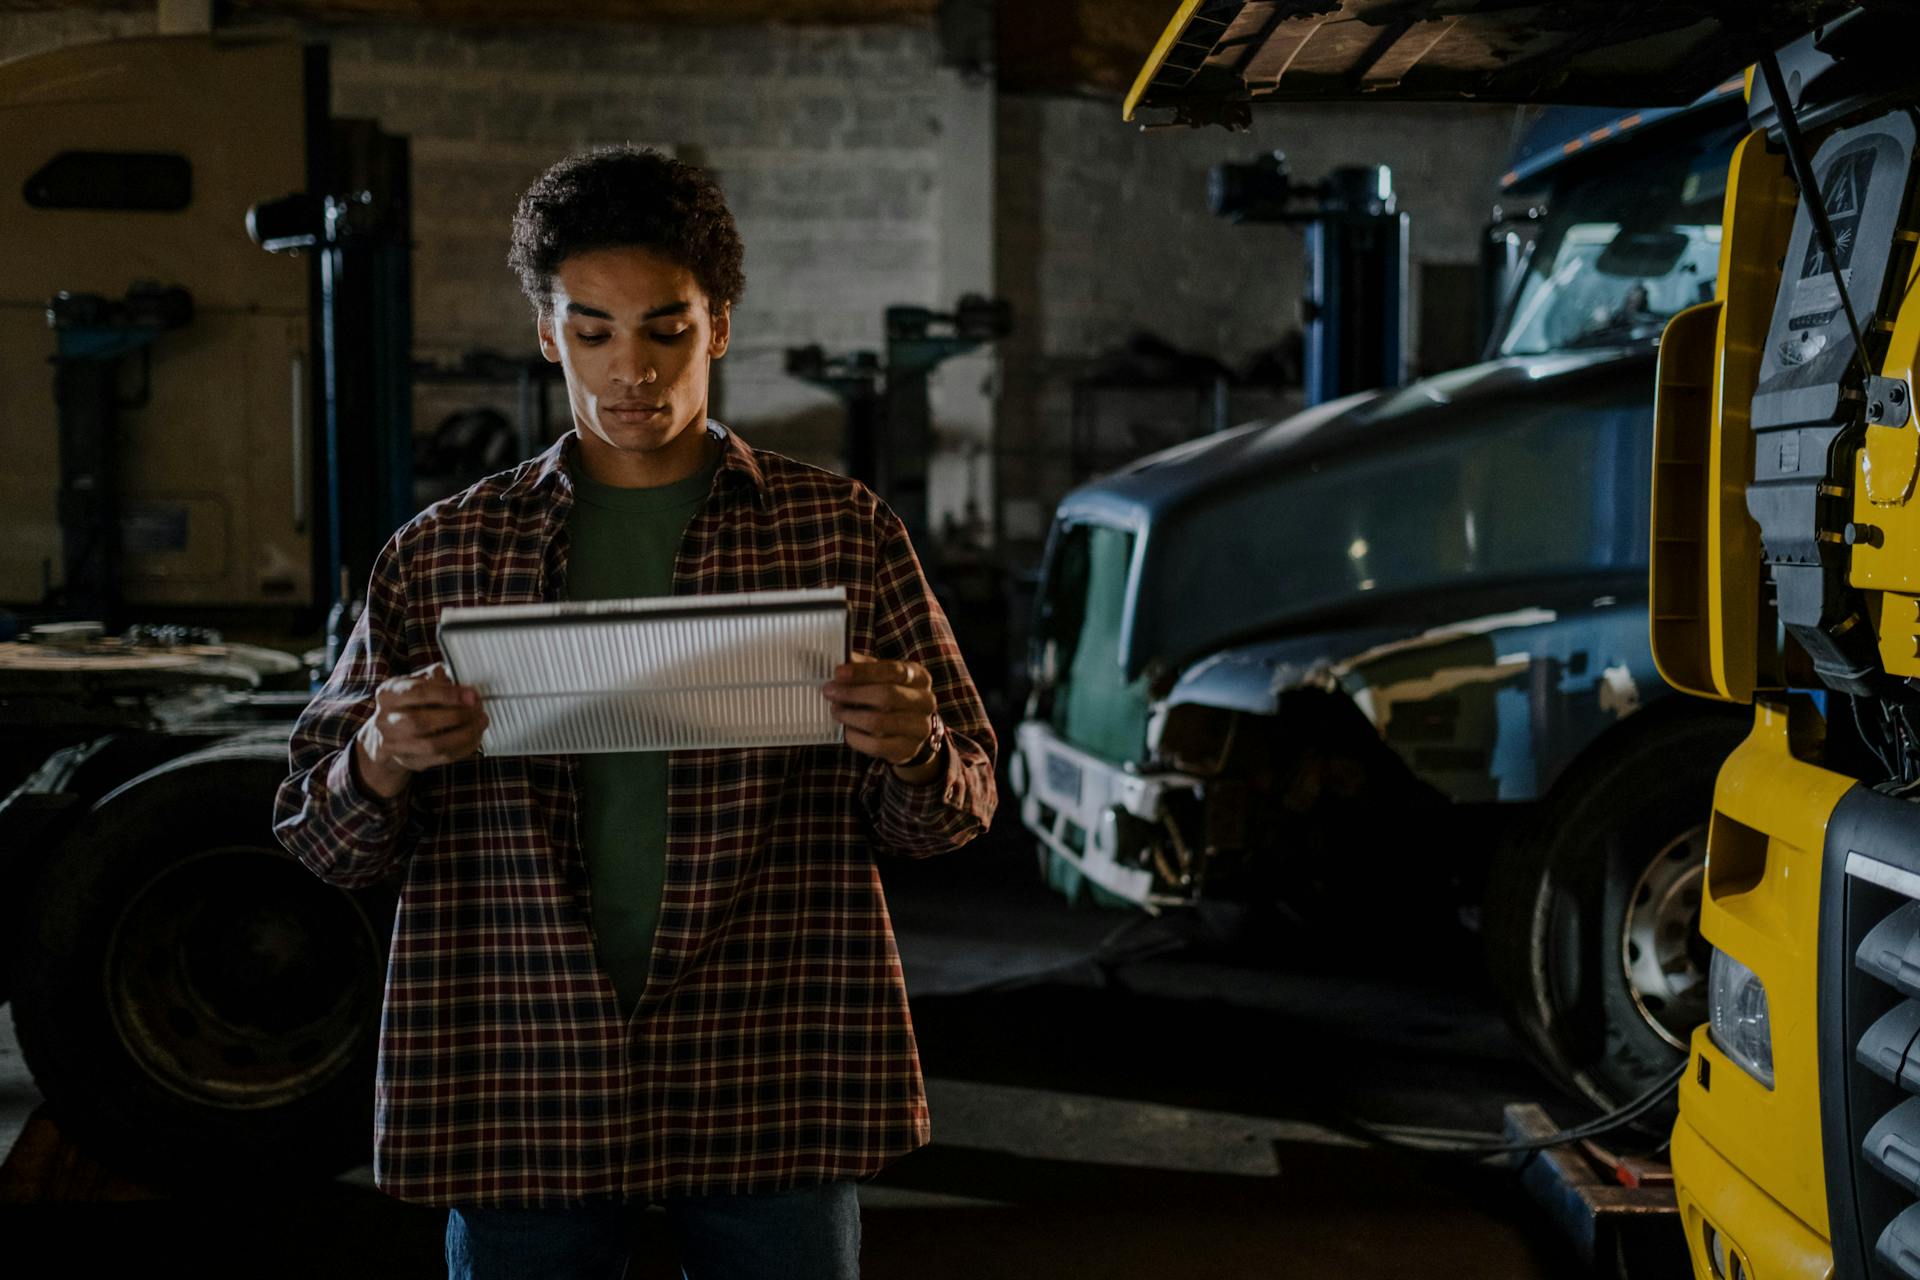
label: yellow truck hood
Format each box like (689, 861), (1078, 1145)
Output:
(1125, 0), (1878, 122)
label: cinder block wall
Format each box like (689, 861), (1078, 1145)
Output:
(318, 20), (963, 477)
(3, 10), (1514, 556)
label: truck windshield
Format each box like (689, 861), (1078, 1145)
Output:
(1496, 121), (1738, 357)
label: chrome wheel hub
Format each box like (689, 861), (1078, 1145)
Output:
(1621, 823), (1710, 1051)
(105, 846), (382, 1110)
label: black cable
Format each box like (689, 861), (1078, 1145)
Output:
(1852, 694), (1901, 781)
(1757, 48), (1872, 363)
(1338, 1058), (1688, 1160)
(1895, 703), (1920, 785)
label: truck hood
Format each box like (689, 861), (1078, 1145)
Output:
(1058, 348), (1650, 529)
(1051, 348), (1660, 679)
(1126, 0), (1875, 121)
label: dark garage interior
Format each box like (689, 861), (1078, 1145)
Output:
(4, 2), (1920, 1278)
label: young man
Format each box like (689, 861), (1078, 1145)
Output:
(274, 146), (997, 1279)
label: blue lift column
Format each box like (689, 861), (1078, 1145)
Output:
(1210, 155), (1408, 405)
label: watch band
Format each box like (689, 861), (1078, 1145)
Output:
(898, 712), (947, 770)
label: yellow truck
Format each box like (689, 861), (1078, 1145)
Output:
(1129, 2), (1919, 1275)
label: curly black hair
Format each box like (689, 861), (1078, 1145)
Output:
(508, 145), (746, 319)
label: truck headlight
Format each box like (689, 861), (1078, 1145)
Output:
(1708, 947), (1774, 1089)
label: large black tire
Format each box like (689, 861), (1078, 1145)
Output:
(11, 744), (396, 1186)
(1485, 708), (1747, 1111)
(0, 733), (219, 1010)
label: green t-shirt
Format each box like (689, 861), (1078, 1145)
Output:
(565, 446), (720, 1015)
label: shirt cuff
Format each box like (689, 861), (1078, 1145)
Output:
(870, 735), (965, 817)
(327, 742), (412, 829)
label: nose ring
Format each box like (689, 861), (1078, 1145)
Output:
(642, 367), (658, 384)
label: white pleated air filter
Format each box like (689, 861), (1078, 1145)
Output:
(437, 588), (849, 756)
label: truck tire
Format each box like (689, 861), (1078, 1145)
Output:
(10, 744), (395, 1186)
(0, 734), (218, 1010)
(1485, 708), (1746, 1112)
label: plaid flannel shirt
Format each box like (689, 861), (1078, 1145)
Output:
(273, 424), (996, 1207)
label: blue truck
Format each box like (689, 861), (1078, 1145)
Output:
(1010, 87), (1750, 1110)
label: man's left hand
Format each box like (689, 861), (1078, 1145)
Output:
(823, 652), (942, 782)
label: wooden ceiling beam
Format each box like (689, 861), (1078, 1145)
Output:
(1, 0), (1180, 97)
(0, 0), (939, 22)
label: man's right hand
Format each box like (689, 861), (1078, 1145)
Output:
(352, 662), (489, 799)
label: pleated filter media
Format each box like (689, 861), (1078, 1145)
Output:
(437, 588), (849, 756)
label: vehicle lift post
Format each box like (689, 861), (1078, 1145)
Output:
(43, 285), (194, 627)
(1209, 155), (1410, 405)
(784, 294), (1012, 560)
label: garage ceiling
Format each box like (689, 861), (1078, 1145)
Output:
(1, 0), (1177, 96)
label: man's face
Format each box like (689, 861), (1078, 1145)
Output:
(537, 245), (731, 484)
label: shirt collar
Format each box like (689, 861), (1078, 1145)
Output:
(709, 420), (770, 506)
(512, 433), (572, 500)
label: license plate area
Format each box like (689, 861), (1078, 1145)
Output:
(1044, 749), (1084, 806)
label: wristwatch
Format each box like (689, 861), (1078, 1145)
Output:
(898, 712), (948, 771)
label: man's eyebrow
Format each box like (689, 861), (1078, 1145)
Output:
(563, 300), (693, 322)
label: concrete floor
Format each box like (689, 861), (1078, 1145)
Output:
(0, 834), (1625, 1278)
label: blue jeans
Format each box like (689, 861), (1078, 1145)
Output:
(445, 1181), (861, 1280)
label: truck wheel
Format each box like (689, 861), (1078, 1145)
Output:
(10, 746), (395, 1186)
(1485, 709), (1746, 1112)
